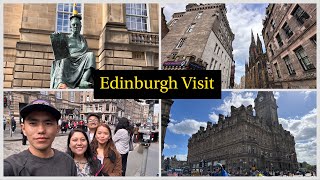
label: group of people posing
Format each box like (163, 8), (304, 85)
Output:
(4, 99), (133, 176)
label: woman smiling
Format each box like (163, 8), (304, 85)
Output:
(67, 128), (103, 176)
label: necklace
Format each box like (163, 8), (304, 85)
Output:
(75, 161), (87, 165)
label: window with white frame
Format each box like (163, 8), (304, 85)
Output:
(282, 22), (293, 38)
(169, 19), (178, 27)
(56, 3), (83, 33)
(310, 35), (316, 45)
(186, 23), (195, 33)
(195, 11), (203, 19)
(294, 46), (315, 70)
(56, 92), (62, 99)
(40, 91), (48, 95)
(283, 55), (295, 75)
(175, 38), (186, 49)
(291, 5), (310, 25)
(69, 92), (75, 102)
(209, 58), (214, 70)
(126, 4), (149, 32)
(274, 62), (281, 78)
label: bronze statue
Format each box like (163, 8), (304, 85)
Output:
(50, 10), (96, 89)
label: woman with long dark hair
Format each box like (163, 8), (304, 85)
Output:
(91, 124), (122, 176)
(113, 117), (131, 176)
(66, 128), (103, 176)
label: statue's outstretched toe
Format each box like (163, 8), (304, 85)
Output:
(79, 81), (93, 88)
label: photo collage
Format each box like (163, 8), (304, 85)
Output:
(1, 1), (318, 179)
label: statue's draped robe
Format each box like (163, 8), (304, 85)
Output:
(50, 35), (96, 89)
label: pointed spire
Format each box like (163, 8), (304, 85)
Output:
(251, 29), (255, 46)
(257, 33), (262, 44)
(256, 33), (263, 54)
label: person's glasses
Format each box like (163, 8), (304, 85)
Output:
(88, 119), (98, 122)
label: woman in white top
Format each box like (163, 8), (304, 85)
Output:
(113, 117), (131, 176)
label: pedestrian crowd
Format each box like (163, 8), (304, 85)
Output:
(4, 99), (134, 176)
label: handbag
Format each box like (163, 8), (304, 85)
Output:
(129, 135), (134, 151)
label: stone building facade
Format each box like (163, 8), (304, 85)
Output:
(187, 92), (298, 174)
(262, 4), (316, 88)
(245, 31), (271, 88)
(161, 7), (169, 39)
(163, 156), (188, 170)
(4, 3), (159, 88)
(4, 91), (81, 123)
(80, 93), (149, 124)
(80, 91), (125, 124)
(161, 3), (235, 88)
(240, 75), (246, 89)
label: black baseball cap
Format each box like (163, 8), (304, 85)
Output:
(20, 99), (61, 121)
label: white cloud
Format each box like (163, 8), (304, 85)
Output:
(164, 143), (178, 149)
(176, 154), (188, 161)
(164, 143), (169, 149)
(168, 119), (207, 136)
(166, 154), (188, 161)
(226, 4), (268, 84)
(162, 4), (186, 22)
(300, 91), (312, 100)
(170, 118), (177, 123)
(295, 140), (316, 165)
(273, 91), (280, 100)
(216, 92), (255, 115)
(278, 108), (317, 165)
(209, 112), (219, 123)
(235, 63), (245, 85)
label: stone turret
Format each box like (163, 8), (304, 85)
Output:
(207, 121), (212, 129)
(218, 114), (225, 122)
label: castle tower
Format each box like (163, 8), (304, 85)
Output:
(254, 91), (279, 126)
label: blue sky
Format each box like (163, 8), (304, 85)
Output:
(163, 91), (317, 165)
(162, 3), (269, 85)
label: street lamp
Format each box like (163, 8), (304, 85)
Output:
(161, 99), (174, 154)
(139, 99), (159, 176)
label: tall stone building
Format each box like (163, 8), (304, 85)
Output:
(262, 4), (316, 88)
(4, 91), (81, 123)
(80, 94), (149, 124)
(161, 7), (169, 39)
(245, 31), (271, 88)
(240, 75), (246, 89)
(161, 3), (235, 88)
(4, 3), (159, 88)
(80, 92), (125, 124)
(187, 92), (298, 174)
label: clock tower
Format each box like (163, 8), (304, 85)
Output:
(254, 91), (279, 126)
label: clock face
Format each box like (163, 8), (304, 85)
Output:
(259, 96), (264, 102)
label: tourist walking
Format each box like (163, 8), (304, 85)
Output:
(113, 117), (131, 176)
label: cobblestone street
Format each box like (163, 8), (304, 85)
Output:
(3, 127), (160, 176)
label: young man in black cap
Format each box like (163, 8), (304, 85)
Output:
(4, 99), (77, 176)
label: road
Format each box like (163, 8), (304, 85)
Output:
(126, 142), (159, 176)
(3, 127), (160, 176)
